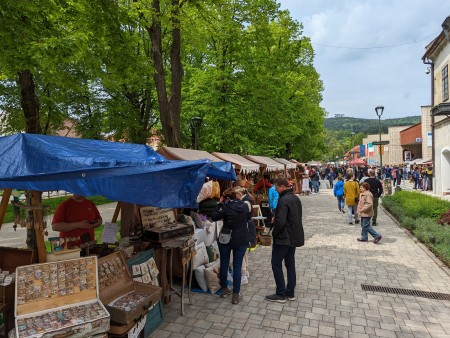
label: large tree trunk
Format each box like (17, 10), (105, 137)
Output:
(18, 69), (42, 249)
(18, 69), (41, 134)
(147, 0), (182, 147)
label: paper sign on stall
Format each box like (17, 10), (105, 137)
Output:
(101, 222), (119, 244)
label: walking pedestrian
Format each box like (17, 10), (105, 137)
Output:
(333, 176), (345, 213)
(365, 169), (383, 226)
(265, 178), (304, 303)
(356, 182), (382, 243)
(344, 173), (360, 225)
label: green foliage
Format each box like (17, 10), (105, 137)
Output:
(382, 191), (450, 267)
(324, 116), (421, 134)
(383, 191), (450, 220)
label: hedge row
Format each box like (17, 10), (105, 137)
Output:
(382, 191), (450, 267)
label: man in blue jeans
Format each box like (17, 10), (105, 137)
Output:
(266, 178), (305, 303)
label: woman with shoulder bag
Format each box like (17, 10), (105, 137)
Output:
(212, 187), (252, 304)
(343, 172), (360, 225)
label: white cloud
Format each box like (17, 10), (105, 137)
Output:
(278, 0), (448, 118)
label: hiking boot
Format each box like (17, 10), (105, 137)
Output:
(374, 235), (382, 244)
(265, 294), (286, 303)
(232, 293), (243, 304)
(220, 287), (232, 298)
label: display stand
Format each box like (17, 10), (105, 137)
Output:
(158, 236), (195, 316)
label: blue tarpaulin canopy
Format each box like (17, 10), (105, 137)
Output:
(0, 133), (213, 208)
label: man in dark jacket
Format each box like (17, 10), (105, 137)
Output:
(266, 178), (304, 303)
(365, 169), (383, 226)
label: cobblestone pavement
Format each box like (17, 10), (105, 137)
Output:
(152, 185), (450, 338)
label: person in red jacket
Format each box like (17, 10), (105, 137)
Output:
(52, 194), (102, 249)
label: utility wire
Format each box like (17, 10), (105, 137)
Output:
(311, 32), (440, 50)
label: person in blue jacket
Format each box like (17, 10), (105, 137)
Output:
(268, 183), (279, 218)
(333, 176), (345, 213)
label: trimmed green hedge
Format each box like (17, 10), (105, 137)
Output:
(382, 191), (450, 267)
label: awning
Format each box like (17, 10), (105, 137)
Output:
(212, 152), (260, 174)
(243, 155), (285, 172)
(273, 158), (297, 170)
(0, 133), (211, 208)
(290, 160), (305, 168)
(157, 147), (237, 181)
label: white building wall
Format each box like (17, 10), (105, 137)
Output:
(434, 117), (450, 195)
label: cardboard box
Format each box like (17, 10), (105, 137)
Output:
(98, 252), (162, 325)
(14, 257), (110, 338)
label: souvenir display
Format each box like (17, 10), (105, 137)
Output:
(144, 222), (194, 243)
(14, 257), (110, 338)
(98, 252), (162, 325)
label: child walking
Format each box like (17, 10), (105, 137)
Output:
(333, 176), (345, 213)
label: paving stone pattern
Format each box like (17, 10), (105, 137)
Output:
(152, 184), (450, 338)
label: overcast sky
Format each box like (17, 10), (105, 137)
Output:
(278, 0), (449, 119)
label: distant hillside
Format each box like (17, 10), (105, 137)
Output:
(324, 116), (421, 134)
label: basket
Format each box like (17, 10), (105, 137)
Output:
(259, 233), (272, 246)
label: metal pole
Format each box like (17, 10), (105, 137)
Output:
(378, 115), (382, 178)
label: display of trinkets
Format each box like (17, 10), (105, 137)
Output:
(15, 258), (96, 304)
(16, 302), (107, 338)
(98, 255), (127, 289)
(98, 252), (162, 325)
(108, 291), (147, 312)
(131, 257), (159, 286)
(15, 257), (110, 338)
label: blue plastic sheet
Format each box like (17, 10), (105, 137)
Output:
(0, 134), (213, 208)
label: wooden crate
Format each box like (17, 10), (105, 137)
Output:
(98, 252), (162, 325)
(14, 257), (110, 338)
(0, 247), (37, 305)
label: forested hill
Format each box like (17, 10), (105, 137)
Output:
(324, 116), (421, 134)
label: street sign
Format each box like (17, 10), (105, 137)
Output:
(372, 141), (390, 145)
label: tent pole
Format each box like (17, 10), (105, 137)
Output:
(112, 202), (121, 223)
(31, 191), (47, 263)
(0, 188), (12, 229)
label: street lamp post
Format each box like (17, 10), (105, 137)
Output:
(190, 116), (202, 150)
(335, 156), (339, 166)
(350, 131), (356, 160)
(375, 106), (384, 176)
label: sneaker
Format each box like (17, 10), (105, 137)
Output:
(342, 209), (346, 213)
(349, 222), (353, 225)
(374, 235), (382, 244)
(265, 294), (286, 303)
(286, 295), (296, 301)
(220, 287), (232, 298)
(372, 222), (377, 226)
(232, 293), (243, 304)
(355, 220), (360, 224)
(357, 238), (368, 242)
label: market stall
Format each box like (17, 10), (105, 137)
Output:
(242, 155), (284, 219)
(0, 134), (236, 337)
(273, 158), (300, 193)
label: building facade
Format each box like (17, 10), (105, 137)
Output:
(423, 15), (450, 195)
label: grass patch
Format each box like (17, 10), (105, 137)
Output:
(383, 191), (450, 267)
